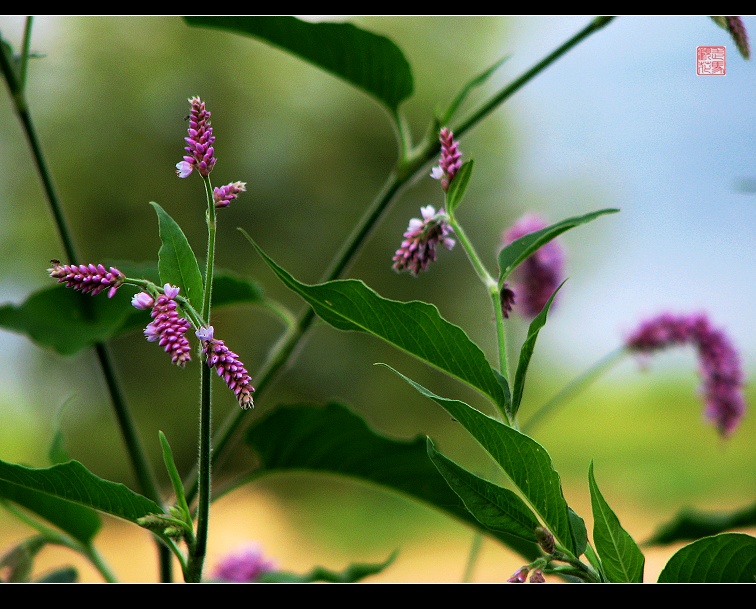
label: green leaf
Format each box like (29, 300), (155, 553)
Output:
(511, 281), (565, 417)
(150, 202), (204, 309)
(0, 459), (163, 531)
(498, 208), (619, 286)
(183, 16), (413, 116)
(658, 533), (756, 583)
(0, 284), (135, 355)
(243, 231), (508, 411)
(438, 55), (510, 126)
(35, 567), (79, 583)
(645, 500), (756, 546)
(588, 461), (645, 583)
(446, 160), (474, 216)
(427, 439), (540, 543)
(380, 365), (581, 554)
(258, 551), (397, 583)
(244, 402), (538, 559)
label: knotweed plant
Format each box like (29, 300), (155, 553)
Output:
(0, 16), (752, 584)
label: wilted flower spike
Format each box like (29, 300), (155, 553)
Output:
(212, 544), (276, 583)
(177, 96), (216, 178)
(48, 261), (125, 298)
(392, 205), (455, 276)
(501, 214), (565, 319)
(143, 284), (192, 367)
(625, 312), (746, 437)
(431, 127), (462, 192)
(197, 326), (255, 409)
(213, 181), (247, 208)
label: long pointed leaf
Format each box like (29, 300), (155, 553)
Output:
(498, 208), (618, 286)
(646, 500), (756, 546)
(381, 365), (581, 554)
(427, 439), (541, 543)
(588, 462), (645, 583)
(511, 281), (565, 416)
(183, 16), (413, 115)
(243, 231), (507, 411)
(0, 459), (163, 527)
(244, 402), (538, 559)
(151, 202), (204, 308)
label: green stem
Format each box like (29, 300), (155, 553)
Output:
(184, 16), (617, 505)
(2, 19), (172, 582)
(462, 531), (483, 582)
(522, 347), (626, 435)
(454, 17), (616, 141)
(186, 175), (218, 583)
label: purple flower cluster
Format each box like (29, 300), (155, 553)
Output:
(501, 214), (565, 319)
(392, 205), (455, 276)
(430, 127), (462, 192)
(213, 181), (247, 208)
(137, 285), (192, 367)
(176, 96), (216, 179)
(211, 544), (276, 583)
(625, 312), (746, 437)
(196, 326), (255, 409)
(48, 261), (125, 298)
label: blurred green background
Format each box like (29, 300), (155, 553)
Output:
(0, 16), (753, 581)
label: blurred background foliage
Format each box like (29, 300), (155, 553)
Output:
(0, 16), (753, 581)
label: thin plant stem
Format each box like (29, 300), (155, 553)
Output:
(462, 532), (483, 582)
(2, 17), (172, 582)
(184, 15), (617, 505)
(522, 347), (627, 436)
(187, 175), (219, 582)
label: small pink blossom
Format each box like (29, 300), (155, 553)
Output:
(131, 292), (154, 310)
(507, 567), (528, 583)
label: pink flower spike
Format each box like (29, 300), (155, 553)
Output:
(625, 312), (746, 437)
(142, 285), (192, 367)
(48, 260), (125, 298)
(431, 127), (462, 192)
(178, 96), (216, 178)
(197, 329), (255, 409)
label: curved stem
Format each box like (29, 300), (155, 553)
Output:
(184, 15), (618, 504)
(2, 19), (172, 582)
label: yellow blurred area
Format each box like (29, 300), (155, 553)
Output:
(0, 485), (707, 583)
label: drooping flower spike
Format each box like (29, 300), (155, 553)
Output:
(501, 213), (565, 319)
(430, 127), (462, 192)
(196, 326), (255, 409)
(48, 261), (125, 298)
(176, 96), (216, 179)
(138, 284), (192, 367)
(625, 312), (746, 437)
(392, 205), (455, 276)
